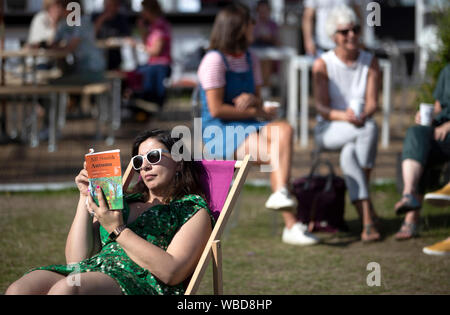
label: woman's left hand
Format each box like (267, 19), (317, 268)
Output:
(233, 93), (258, 111)
(434, 122), (450, 142)
(88, 186), (124, 234)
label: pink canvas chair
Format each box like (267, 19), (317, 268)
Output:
(122, 155), (252, 295)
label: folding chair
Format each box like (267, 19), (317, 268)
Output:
(121, 155), (252, 295)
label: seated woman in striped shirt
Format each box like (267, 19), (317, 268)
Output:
(197, 3), (319, 246)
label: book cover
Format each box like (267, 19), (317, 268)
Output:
(85, 149), (123, 210)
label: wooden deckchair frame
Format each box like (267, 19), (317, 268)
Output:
(121, 155), (252, 295)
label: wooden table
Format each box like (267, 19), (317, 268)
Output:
(0, 47), (68, 145)
(0, 48), (68, 84)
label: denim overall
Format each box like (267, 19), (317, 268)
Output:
(200, 51), (267, 159)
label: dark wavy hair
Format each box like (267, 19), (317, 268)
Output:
(209, 3), (252, 54)
(128, 129), (207, 204)
(141, 0), (163, 16)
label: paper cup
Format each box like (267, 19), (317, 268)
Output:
(263, 101), (280, 120)
(420, 103), (434, 126)
(349, 99), (364, 119)
(263, 101), (281, 108)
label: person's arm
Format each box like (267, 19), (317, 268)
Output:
(117, 209), (211, 286)
(433, 99), (449, 141)
(50, 23), (81, 54)
(362, 57), (381, 119)
(302, 7), (316, 56)
(27, 14), (42, 46)
(145, 36), (164, 57)
(89, 188), (212, 286)
(65, 166), (101, 264)
(434, 99), (443, 115)
(205, 87), (266, 120)
(93, 13), (108, 36)
(312, 58), (347, 121)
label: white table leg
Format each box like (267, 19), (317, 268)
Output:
(380, 60), (392, 149)
(300, 61), (310, 148)
(288, 58), (299, 143)
(48, 93), (57, 152)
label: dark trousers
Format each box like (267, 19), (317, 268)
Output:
(402, 125), (450, 193)
(135, 64), (171, 107)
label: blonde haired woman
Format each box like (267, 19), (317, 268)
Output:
(28, 0), (60, 48)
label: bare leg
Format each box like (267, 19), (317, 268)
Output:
(394, 160), (423, 230)
(354, 199), (380, 241)
(401, 159), (423, 196)
(5, 270), (65, 295)
(363, 168), (380, 222)
(235, 121), (296, 228)
(47, 272), (123, 295)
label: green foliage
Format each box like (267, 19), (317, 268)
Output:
(416, 6), (450, 105)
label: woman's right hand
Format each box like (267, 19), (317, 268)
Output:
(75, 162), (90, 197)
(261, 106), (278, 121)
(345, 108), (363, 126)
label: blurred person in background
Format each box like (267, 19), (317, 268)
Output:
(28, 0), (59, 49)
(251, 0), (279, 99)
(312, 5), (381, 242)
(125, 0), (172, 116)
(50, 0), (106, 84)
(302, 0), (361, 57)
(198, 3), (319, 246)
(27, 0), (60, 69)
(394, 64), (450, 241)
(92, 0), (131, 70)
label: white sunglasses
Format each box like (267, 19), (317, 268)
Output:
(131, 148), (170, 170)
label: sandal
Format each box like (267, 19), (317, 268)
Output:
(361, 224), (381, 243)
(395, 221), (419, 241)
(395, 194), (421, 216)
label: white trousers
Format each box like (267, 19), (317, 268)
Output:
(314, 119), (379, 202)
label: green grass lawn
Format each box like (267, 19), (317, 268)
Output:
(1, 184), (449, 295)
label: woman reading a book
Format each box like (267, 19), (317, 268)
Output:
(6, 130), (214, 295)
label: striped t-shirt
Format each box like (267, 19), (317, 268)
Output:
(197, 50), (263, 91)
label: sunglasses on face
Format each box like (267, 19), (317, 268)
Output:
(131, 148), (170, 170)
(336, 25), (361, 36)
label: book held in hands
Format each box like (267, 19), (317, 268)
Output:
(85, 149), (123, 210)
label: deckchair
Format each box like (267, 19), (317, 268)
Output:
(121, 155), (252, 295)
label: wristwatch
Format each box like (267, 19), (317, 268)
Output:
(108, 225), (127, 241)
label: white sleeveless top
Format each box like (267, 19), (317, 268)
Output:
(320, 50), (374, 113)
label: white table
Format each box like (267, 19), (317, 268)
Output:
(287, 55), (392, 149)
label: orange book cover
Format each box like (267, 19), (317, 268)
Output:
(85, 149), (123, 210)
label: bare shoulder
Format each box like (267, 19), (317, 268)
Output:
(312, 58), (327, 74)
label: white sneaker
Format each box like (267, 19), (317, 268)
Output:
(282, 223), (320, 246)
(265, 187), (297, 210)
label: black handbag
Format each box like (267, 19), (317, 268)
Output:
(292, 159), (349, 233)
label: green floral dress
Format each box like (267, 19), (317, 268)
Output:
(29, 194), (214, 295)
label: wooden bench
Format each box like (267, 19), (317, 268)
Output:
(0, 82), (112, 152)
